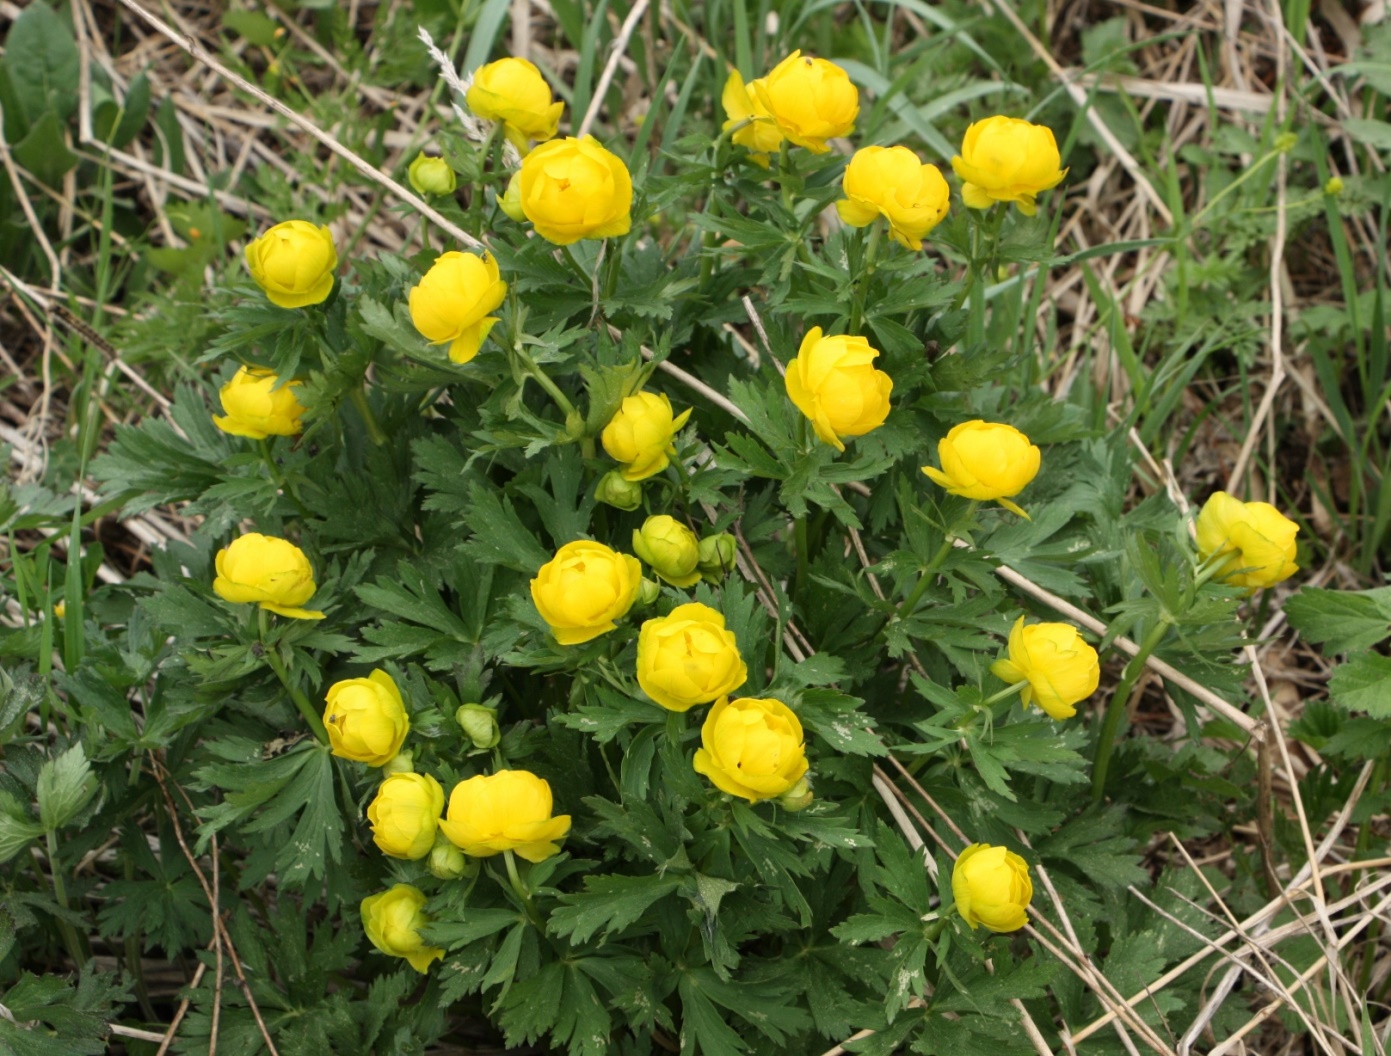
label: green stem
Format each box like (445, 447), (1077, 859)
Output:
(511, 341), (578, 421)
(46, 830), (89, 965)
(1090, 618), (1171, 804)
(257, 438), (311, 517)
(502, 850), (545, 930)
(665, 707), (687, 747)
(896, 533), (958, 621)
(794, 514), (809, 605)
(602, 237), (623, 301)
(559, 243), (594, 289)
(979, 680), (1030, 710)
(349, 384), (387, 446)
(778, 140), (795, 213)
(848, 220), (883, 335)
(259, 609), (328, 743)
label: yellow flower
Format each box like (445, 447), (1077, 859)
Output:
(720, 69), (784, 166)
(517, 135), (633, 245)
(1195, 491), (1299, 590)
(213, 366), (307, 440)
(921, 420), (1041, 518)
(360, 884), (444, 974)
(601, 391), (692, 481)
(324, 670), (410, 766)
(632, 515), (701, 588)
(785, 327), (892, 451)
(637, 602), (748, 712)
(408, 154), (457, 196)
(438, 770), (571, 862)
(990, 617), (1100, 721)
(530, 540), (643, 646)
(752, 51), (858, 153)
(836, 146), (951, 250)
(952, 843), (1032, 933)
(244, 220), (337, 309)
(408, 251), (508, 364)
(367, 772), (444, 860)
(213, 533), (324, 620)
(465, 57), (564, 153)
(693, 696), (808, 803)
(499, 172), (526, 222)
(951, 115), (1067, 216)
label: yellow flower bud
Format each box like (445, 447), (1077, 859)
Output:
(632, 515), (701, 588)
(777, 776), (814, 812)
(636, 602), (748, 712)
(244, 220), (337, 309)
(836, 146), (950, 250)
(784, 327), (892, 451)
(367, 772), (444, 860)
(951, 843), (1032, 933)
(499, 172), (526, 222)
(360, 884), (444, 973)
(438, 770), (572, 862)
(1274, 131), (1298, 153)
(212, 533), (324, 620)
(323, 670), (410, 766)
(752, 51), (858, 153)
(213, 366), (307, 440)
(601, 391), (692, 481)
(638, 578), (661, 606)
(455, 704), (501, 749)
(951, 116), (1067, 216)
(52, 601), (66, 619)
(1324, 176), (1344, 196)
(408, 153), (457, 196)
(720, 69), (784, 166)
(428, 836), (470, 879)
(1195, 491), (1299, 591)
(465, 57), (564, 153)
(517, 135), (633, 245)
(693, 696), (808, 803)
(595, 469), (643, 511)
(990, 617), (1099, 721)
(696, 533), (738, 584)
(408, 251), (508, 365)
(921, 420), (1041, 518)
(382, 750), (414, 775)
(530, 540), (643, 646)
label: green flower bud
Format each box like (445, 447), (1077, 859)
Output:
(776, 776), (814, 812)
(499, 172), (526, 222)
(696, 533), (737, 583)
(1324, 176), (1344, 196)
(638, 578), (661, 605)
(1274, 131), (1297, 154)
(381, 750), (414, 775)
(427, 836), (471, 880)
(455, 704), (501, 749)
(595, 470), (643, 512)
(632, 515), (701, 587)
(409, 154), (457, 197)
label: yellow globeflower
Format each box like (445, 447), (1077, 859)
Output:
(213, 533), (324, 620)
(990, 617), (1100, 721)
(952, 843), (1032, 933)
(323, 670), (410, 766)
(720, 70), (784, 166)
(465, 57), (564, 153)
(951, 115), (1067, 216)
(517, 136), (632, 245)
(785, 327), (892, 451)
(408, 251), (508, 365)
(1195, 491), (1299, 590)
(601, 391), (692, 481)
(693, 696), (808, 803)
(637, 602), (748, 712)
(244, 220), (337, 309)
(752, 51), (858, 153)
(921, 420), (1041, 518)
(632, 515), (701, 588)
(213, 366), (307, 440)
(836, 146), (951, 250)
(360, 884), (444, 973)
(530, 540), (643, 646)
(367, 772), (444, 860)
(438, 770), (571, 862)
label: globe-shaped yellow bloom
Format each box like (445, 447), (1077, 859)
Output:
(752, 51), (858, 153)
(601, 391), (692, 481)
(1195, 491), (1299, 591)
(720, 69), (784, 166)
(213, 533), (324, 620)
(951, 116), (1067, 216)
(438, 770), (571, 862)
(785, 327), (892, 451)
(360, 884), (444, 973)
(990, 617), (1100, 721)
(323, 669), (410, 766)
(408, 251), (508, 364)
(213, 366), (306, 440)
(632, 515), (701, 588)
(465, 57), (564, 153)
(922, 420), (1041, 518)
(244, 220), (337, 309)
(952, 843), (1032, 932)
(517, 136), (632, 245)
(530, 540), (643, 646)
(367, 772), (444, 860)
(693, 697), (808, 803)
(637, 602), (748, 712)
(836, 146), (951, 250)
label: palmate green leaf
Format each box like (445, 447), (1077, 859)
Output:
(679, 968), (813, 1052)
(498, 958), (613, 1056)
(0, 969), (128, 1056)
(460, 483), (552, 572)
(795, 688), (887, 757)
(550, 873), (684, 944)
(0, 790), (45, 864)
(1328, 652), (1391, 717)
(1285, 586), (1391, 654)
(426, 908), (521, 949)
(36, 744), (96, 832)
(556, 686), (666, 743)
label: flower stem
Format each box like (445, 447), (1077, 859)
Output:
(349, 384), (387, 446)
(259, 609), (328, 743)
(848, 219), (883, 335)
(45, 830), (89, 965)
(1090, 617), (1171, 804)
(502, 850), (545, 929)
(257, 438), (311, 518)
(980, 681), (1030, 709)
(895, 531), (959, 621)
(511, 340), (579, 422)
